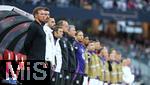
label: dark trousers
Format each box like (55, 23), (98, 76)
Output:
(72, 73), (83, 85)
(61, 70), (72, 85)
(70, 72), (76, 85)
(50, 71), (64, 85)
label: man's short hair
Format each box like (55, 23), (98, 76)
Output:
(32, 7), (49, 17)
(53, 25), (63, 33)
(76, 30), (82, 36)
(57, 20), (67, 26)
(69, 25), (75, 31)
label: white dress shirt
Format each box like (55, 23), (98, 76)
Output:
(43, 24), (55, 66)
(53, 39), (62, 72)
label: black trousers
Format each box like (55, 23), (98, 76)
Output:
(61, 70), (71, 85)
(50, 71), (64, 85)
(72, 73), (83, 85)
(50, 70), (74, 85)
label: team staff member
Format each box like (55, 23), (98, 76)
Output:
(73, 30), (86, 85)
(23, 7), (49, 60)
(43, 17), (56, 83)
(57, 20), (69, 72)
(57, 20), (70, 85)
(50, 26), (64, 85)
(22, 6), (50, 85)
(67, 25), (77, 85)
(43, 17), (56, 69)
(67, 25), (77, 73)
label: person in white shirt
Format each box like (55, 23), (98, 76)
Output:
(53, 26), (63, 72)
(122, 58), (135, 85)
(50, 26), (64, 85)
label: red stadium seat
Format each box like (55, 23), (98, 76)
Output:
(4, 50), (27, 80)
(0, 55), (3, 60)
(3, 49), (14, 60)
(14, 53), (21, 62)
(20, 54), (27, 61)
(3, 49), (16, 78)
(14, 52), (27, 80)
(14, 52), (27, 62)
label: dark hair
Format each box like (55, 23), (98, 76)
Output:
(88, 40), (95, 44)
(76, 30), (83, 36)
(32, 7), (49, 17)
(53, 25), (63, 33)
(57, 20), (67, 26)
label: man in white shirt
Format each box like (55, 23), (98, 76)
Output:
(43, 17), (56, 69)
(50, 26), (64, 85)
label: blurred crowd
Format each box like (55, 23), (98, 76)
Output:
(96, 0), (150, 11)
(1, 0), (150, 11)
(98, 35), (150, 66)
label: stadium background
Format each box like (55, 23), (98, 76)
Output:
(0, 0), (150, 84)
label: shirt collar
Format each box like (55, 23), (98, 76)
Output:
(44, 23), (53, 32)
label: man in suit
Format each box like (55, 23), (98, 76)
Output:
(23, 6), (49, 60)
(22, 6), (50, 85)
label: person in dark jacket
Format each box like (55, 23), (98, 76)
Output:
(22, 6), (50, 85)
(57, 20), (69, 72)
(23, 6), (49, 60)
(57, 20), (70, 85)
(67, 25), (77, 85)
(67, 25), (77, 73)
(57, 20), (78, 85)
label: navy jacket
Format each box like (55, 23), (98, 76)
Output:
(23, 21), (46, 60)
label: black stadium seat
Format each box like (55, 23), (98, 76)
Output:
(0, 10), (32, 53)
(0, 6), (33, 84)
(0, 11), (20, 20)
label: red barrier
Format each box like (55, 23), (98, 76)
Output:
(15, 52), (27, 62)
(3, 49), (14, 60)
(0, 55), (2, 60)
(3, 49), (27, 80)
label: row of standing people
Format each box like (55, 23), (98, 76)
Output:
(22, 6), (134, 85)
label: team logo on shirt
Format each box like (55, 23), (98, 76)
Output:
(71, 45), (74, 51)
(63, 41), (67, 48)
(74, 46), (78, 49)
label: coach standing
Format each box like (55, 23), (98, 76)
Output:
(23, 7), (49, 60)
